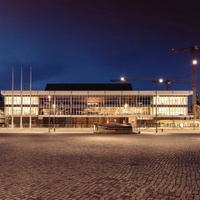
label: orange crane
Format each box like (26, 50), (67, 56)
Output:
(172, 46), (200, 119)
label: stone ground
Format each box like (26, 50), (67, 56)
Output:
(0, 130), (200, 200)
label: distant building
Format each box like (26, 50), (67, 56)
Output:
(0, 94), (5, 125)
(1, 83), (194, 129)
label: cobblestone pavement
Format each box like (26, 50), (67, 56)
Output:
(0, 132), (200, 200)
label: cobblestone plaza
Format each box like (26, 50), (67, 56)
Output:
(0, 132), (200, 199)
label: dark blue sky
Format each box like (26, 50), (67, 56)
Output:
(0, 0), (200, 92)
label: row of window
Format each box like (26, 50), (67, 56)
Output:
(5, 95), (188, 106)
(4, 106), (187, 116)
(5, 96), (38, 105)
(153, 96), (187, 105)
(3, 95), (188, 116)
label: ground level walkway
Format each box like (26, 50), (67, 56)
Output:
(0, 127), (200, 134)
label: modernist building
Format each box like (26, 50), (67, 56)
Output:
(1, 83), (194, 129)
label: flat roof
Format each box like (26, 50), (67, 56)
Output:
(1, 90), (193, 96)
(45, 83), (133, 91)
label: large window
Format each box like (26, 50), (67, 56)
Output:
(5, 107), (38, 115)
(5, 96), (38, 105)
(153, 96), (187, 105)
(152, 107), (187, 116)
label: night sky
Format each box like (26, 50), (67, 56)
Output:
(1, 0), (200, 93)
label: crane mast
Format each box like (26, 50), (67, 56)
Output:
(172, 46), (199, 119)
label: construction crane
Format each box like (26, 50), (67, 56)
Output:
(110, 76), (157, 83)
(110, 76), (190, 90)
(164, 79), (198, 90)
(172, 45), (200, 119)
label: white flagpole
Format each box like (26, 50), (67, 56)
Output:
(29, 67), (32, 128)
(20, 67), (23, 128)
(11, 67), (14, 128)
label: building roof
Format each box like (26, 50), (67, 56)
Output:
(45, 83), (133, 91)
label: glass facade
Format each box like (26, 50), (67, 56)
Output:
(1, 90), (192, 127)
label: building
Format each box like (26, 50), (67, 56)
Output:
(1, 83), (194, 129)
(0, 94), (5, 125)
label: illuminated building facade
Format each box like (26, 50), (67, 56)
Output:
(1, 84), (193, 128)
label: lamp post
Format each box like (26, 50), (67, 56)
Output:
(53, 103), (56, 132)
(192, 58), (198, 121)
(48, 95), (51, 132)
(124, 103), (128, 124)
(136, 112), (141, 134)
(192, 59), (198, 129)
(155, 90), (158, 132)
(153, 78), (163, 133)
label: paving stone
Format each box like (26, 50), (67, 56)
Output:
(0, 132), (200, 199)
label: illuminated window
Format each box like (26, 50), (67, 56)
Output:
(5, 96), (39, 105)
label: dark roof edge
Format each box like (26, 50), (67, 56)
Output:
(45, 83), (133, 91)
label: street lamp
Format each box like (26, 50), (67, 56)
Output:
(153, 78), (163, 133)
(120, 77), (127, 83)
(124, 103), (128, 124)
(136, 112), (141, 134)
(53, 103), (56, 132)
(48, 95), (51, 132)
(192, 59), (198, 129)
(192, 59), (198, 65)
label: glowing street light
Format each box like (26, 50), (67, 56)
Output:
(192, 59), (198, 65)
(192, 59), (198, 124)
(153, 78), (163, 84)
(158, 78), (163, 83)
(120, 76), (126, 83)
